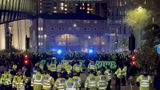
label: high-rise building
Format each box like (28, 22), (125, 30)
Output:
(29, 0), (132, 52)
(37, 0), (107, 18)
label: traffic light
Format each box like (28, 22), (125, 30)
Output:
(130, 55), (136, 66)
(23, 59), (29, 65)
(24, 54), (29, 59)
(23, 54), (30, 65)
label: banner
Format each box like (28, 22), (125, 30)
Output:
(95, 61), (117, 69)
(62, 60), (117, 69)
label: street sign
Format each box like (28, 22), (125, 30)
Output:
(157, 44), (160, 54)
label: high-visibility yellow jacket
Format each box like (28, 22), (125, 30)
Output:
(57, 64), (62, 73)
(97, 75), (108, 90)
(12, 75), (28, 90)
(136, 75), (152, 90)
(65, 65), (72, 74)
(54, 78), (66, 90)
(1, 72), (12, 85)
(12, 64), (17, 71)
(72, 76), (81, 88)
(115, 68), (122, 79)
(0, 77), (2, 85)
(73, 64), (82, 73)
(31, 72), (44, 90)
(42, 74), (54, 90)
(122, 66), (127, 77)
(85, 74), (97, 90)
(104, 69), (112, 81)
(48, 64), (57, 72)
(88, 63), (97, 71)
(65, 78), (77, 90)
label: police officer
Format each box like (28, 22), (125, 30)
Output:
(12, 69), (28, 90)
(64, 63), (72, 75)
(1, 69), (12, 90)
(72, 72), (81, 90)
(97, 70), (108, 90)
(73, 62), (82, 76)
(104, 66), (112, 90)
(31, 68), (43, 90)
(136, 70), (152, 90)
(115, 65), (123, 90)
(57, 63), (63, 73)
(122, 64), (127, 86)
(85, 70), (97, 90)
(42, 70), (54, 90)
(54, 73), (66, 90)
(47, 58), (57, 79)
(88, 61), (97, 72)
(65, 75), (77, 90)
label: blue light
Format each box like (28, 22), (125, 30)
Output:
(157, 45), (160, 54)
(57, 49), (62, 55)
(88, 49), (93, 54)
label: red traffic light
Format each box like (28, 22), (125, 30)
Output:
(23, 59), (29, 65)
(130, 61), (136, 66)
(24, 54), (29, 59)
(130, 56), (136, 61)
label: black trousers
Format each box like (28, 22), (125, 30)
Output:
(107, 80), (111, 90)
(115, 77), (121, 90)
(51, 72), (57, 79)
(0, 85), (12, 90)
(121, 76), (126, 86)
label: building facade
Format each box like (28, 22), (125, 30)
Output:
(30, 0), (132, 53)
(30, 19), (130, 52)
(37, 0), (107, 18)
(0, 0), (35, 50)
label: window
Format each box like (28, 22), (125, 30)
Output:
(73, 24), (77, 27)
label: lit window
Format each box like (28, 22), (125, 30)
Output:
(58, 20), (64, 23)
(40, 10), (42, 13)
(87, 4), (90, 6)
(61, 3), (64, 6)
(64, 4), (67, 7)
(73, 24), (77, 27)
(88, 36), (91, 39)
(61, 7), (64, 10)
(41, 27), (43, 31)
(38, 42), (43, 46)
(64, 8), (67, 11)
(38, 27), (41, 31)
(38, 42), (41, 46)
(38, 35), (41, 38)
(44, 34), (47, 38)
(80, 7), (82, 10)
(54, 7), (57, 9)
(53, 11), (57, 13)
(87, 11), (90, 14)
(82, 3), (85, 6)
(124, 1), (127, 5)
(102, 42), (105, 45)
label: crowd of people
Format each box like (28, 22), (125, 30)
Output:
(0, 52), (159, 90)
